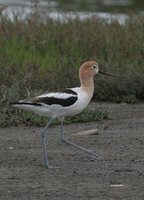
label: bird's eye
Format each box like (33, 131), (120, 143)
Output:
(92, 65), (97, 69)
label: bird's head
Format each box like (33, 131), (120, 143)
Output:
(79, 61), (116, 78)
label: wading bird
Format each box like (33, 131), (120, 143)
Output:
(12, 61), (115, 168)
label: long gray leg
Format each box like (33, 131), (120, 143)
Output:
(60, 118), (102, 160)
(41, 117), (56, 168)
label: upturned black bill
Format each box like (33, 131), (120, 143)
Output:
(99, 70), (117, 77)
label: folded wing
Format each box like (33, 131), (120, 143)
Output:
(13, 88), (78, 108)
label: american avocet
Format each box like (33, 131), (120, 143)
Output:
(12, 61), (115, 168)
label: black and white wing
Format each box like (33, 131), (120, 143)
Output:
(13, 88), (78, 108)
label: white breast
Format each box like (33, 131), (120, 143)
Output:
(58, 86), (93, 117)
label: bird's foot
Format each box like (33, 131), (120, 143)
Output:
(43, 159), (60, 169)
(61, 138), (103, 161)
(88, 151), (103, 161)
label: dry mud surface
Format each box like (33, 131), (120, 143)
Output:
(0, 103), (144, 200)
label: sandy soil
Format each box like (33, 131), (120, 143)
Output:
(0, 103), (144, 200)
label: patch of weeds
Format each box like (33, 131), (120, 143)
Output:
(112, 95), (137, 104)
(0, 107), (110, 127)
(65, 108), (111, 124)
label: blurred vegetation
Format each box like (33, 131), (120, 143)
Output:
(0, 10), (144, 126)
(48, 0), (144, 13)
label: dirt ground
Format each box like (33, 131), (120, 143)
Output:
(0, 103), (144, 200)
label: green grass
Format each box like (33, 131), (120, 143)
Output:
(0, 107), (110, 127)
(0, 13), (144, 126)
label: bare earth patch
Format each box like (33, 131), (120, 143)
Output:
(0, 103), (144, 200)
